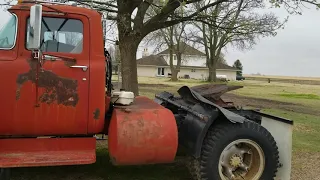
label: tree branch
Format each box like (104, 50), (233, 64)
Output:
(79, 0), (118, 9)
(133, 0), (153, 30)
(143, 0), (230, 35)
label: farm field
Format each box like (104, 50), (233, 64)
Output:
(244, 74), (320, 85)
(11, 76), (320, 180)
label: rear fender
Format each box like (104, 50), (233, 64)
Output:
(177, 103), (219, 158)
(155, 86), (246, 158)
(177, 86), (246, 123)
(176, 86), (246, 158)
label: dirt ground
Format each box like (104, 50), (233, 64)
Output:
(222, 93), (320, 116)
(291, 151), (320, 180)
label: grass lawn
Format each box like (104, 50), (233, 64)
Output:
(11, 76), (320, 180)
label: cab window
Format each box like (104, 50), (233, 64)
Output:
(0, 12), (17, 49)
(26, 17), (83, 54)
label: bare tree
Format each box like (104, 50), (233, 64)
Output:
(145, 20), (192, 81)
(190, 0), (285, 82)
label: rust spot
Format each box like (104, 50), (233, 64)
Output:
(64, 60), (76, 67)
(93, 108), (100, 120)
(137, 117), (144, 127)
(16, 59), (79, 107)
(15, 88), (21, 100)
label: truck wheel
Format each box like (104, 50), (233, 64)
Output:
(0, 169), (10, 180)
(188, 120), (279, 180)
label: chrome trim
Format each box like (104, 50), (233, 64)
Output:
(43, 55), (59, 61)
(0, 13), (18, 50)
(70, 65), (88, 72)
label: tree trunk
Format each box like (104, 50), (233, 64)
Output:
(170, 53), (181, 82)
(208, 57), (217, 82)
(208, 69), (217, 82)
(118, 39), (139, 95)
(171, 69), (179, 81)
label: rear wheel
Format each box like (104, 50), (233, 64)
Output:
(187, 120), (279, 180)
(0, 168), (10, 180)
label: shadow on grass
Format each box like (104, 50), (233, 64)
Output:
(12, 146), (190, 180)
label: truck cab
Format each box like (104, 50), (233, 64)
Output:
(0, 2), (107, 136)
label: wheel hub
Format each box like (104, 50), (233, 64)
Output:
(230, 154), (242, 168)
(218, 139), (265, 180)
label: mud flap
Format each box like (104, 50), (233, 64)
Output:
(257, 111), (293, 180)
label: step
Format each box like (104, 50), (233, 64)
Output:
(0, 137), (96, 168)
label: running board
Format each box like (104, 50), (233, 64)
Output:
(0, 137), (96, 168)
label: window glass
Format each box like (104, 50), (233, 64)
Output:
(157, 67), (164, 76)
(0, 12), (17, 49)
(26, 17), (83, 54)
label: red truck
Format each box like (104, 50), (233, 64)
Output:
(0, 1), (293, 180)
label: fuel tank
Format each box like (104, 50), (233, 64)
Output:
(108, 96), (178, 165)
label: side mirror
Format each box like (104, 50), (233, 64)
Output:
(28, 4), (42, 50)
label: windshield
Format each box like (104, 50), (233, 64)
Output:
(0, 11), (17, 49)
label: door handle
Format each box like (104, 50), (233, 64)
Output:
(70, 65), (88, 72)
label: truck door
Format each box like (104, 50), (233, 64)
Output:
(14, 14), (90, 135)
(0, 11), (20, 135)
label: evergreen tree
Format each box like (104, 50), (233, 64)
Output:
(233, 59), (243, 76)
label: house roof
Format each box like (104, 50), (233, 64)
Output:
(157, 42), (206, 56)
(177, 65), (238, 71)
(137, 55), (239, 71)
(216, 63), (239, 70)
(137, 55), (168, 66)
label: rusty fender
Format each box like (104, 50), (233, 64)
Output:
(155, 86), (246, 158)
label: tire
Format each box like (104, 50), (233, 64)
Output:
(188, 120), (279, 180)
(0, 169), (10, 180)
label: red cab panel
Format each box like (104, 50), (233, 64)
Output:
(0, 137), (96, 168)
(108, 96), (178, 165)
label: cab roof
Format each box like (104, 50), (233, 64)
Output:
(9, 2), (102, 18)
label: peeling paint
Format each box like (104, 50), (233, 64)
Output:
(93, 108), (100, 120)
(64, 60), (76, 67)
(16, 59), (79, 107)
(15, 88), (21, 100)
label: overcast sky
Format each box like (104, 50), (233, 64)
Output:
(221, 6), (320, 77)
(1, 1), (320, 77)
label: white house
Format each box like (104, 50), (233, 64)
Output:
(137, 43), (240, 81)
